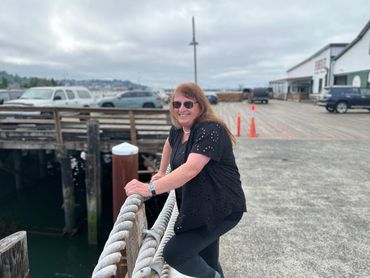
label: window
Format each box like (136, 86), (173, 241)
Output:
(77, 90), (91, 99)
(54, 90), (66, 100)
(66, 90), (75, 99)
(361, 88), (370, 95)
(318, 79), (323, 93)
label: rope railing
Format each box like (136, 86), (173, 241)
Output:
(154, 203), (179, 278)
(91, 190), (178, 278)
(132, 191), (176, 278)
(92, 194), (145, 278)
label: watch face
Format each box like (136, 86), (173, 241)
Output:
(148, 182), (156, 196)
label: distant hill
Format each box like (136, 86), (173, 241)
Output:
(0, 71), (146, 90)
(59, 78), (146, 90)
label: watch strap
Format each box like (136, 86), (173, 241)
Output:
(147, 182), (156, 196)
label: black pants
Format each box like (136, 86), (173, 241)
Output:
(163, 214), (242, 278)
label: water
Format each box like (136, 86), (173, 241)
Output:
(0, 150), (102, 277)
(0, 149), (166, 277)
(28, 232), (99, 277)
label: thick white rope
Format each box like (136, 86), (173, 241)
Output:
(132, 190), (176, 278)
(155, 203), (179, 278)
(92, 193), (145, 278)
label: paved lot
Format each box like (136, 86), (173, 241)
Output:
(214, 100), (370, 139)
(217, 101), (370, 278)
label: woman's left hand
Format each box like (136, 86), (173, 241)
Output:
(125, 179), (152, 197)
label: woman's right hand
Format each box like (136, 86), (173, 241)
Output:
(151, 170), (165, 182)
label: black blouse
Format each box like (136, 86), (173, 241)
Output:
(169, 121), (246, 234)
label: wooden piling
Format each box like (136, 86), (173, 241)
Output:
(112, 142), (139, 278)
(0, 231), (30, 278)
(13, 150), (22, 191)
(56, 144), (75, 234)
(112, 142), (139, 222)
(85, 120), (102, 245)
(38, 150), (47, 178)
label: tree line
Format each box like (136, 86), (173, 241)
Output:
(0, 71), (58, 89)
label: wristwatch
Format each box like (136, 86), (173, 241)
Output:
(147, 182), (157, 196)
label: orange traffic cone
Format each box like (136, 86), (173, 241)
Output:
(249, 104), (256, 138)
(236, 112), (241, 137)
(249, 117), (256, 138)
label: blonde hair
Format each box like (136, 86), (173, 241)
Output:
(169, 82), (236, 144)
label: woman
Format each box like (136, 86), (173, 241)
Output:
(125, 82), (246, 278)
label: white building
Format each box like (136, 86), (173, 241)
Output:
(269, 44), (347, 99)
(286, 43), (347, 96)
(269, 19), (370, 99)
(333, 20), (370, 88)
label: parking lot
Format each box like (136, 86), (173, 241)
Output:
(213, 99), (370, 139)
(212, 100), (370, 277)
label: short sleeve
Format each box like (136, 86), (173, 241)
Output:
(190, 122), (225, 161)
(168, 126), (179, 148)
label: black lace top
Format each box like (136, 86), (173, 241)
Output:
(169, 121), (247, 234)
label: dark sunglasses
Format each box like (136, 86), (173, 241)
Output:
(172, 101), (197, 109)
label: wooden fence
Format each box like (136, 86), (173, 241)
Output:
(0, 106), (171, 153)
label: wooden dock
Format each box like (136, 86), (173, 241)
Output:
(0, 106), (171, 153)
(0, 105), (172, 245)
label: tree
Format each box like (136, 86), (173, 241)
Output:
(0, 77), (8, 88)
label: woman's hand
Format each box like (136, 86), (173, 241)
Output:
(150, 170), (165, 182)
(125, 179), (152, 197)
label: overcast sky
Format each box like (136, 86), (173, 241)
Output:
(0, 0), (369, 89)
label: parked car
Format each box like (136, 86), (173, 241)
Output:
(248, 87), (269, 104)
(97, 90), (163, 108)
(241, 88), (252, 101)
(0, 89), (24, 104)
(205, 91), (218, 104)
(4, 86), (95, 108)
(154, 89), (170, 104)
(318, 86), (370, 113)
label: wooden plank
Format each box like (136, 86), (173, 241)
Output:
(126, 204), (147, 278)
(0, 231), (30, 278)
(129, 111), (137, 145)
(54, 109), (63, 144)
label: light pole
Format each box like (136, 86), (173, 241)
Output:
(189, 16), (199, 84)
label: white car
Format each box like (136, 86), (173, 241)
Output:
(4, 86), (95, 108)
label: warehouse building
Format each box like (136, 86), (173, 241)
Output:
(332, 20), (370, 88)
(269, 19), (370, 100)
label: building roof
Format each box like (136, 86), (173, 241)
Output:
(287, 43), (348, 73)
(333, 19), (370, 61)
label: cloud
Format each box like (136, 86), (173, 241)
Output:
(0, 0), (369, 88)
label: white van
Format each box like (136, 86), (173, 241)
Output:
(4, 86), (95, 108)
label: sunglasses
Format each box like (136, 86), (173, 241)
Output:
(172, 101), (197, 109)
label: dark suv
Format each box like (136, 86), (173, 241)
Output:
(318, 86), (370, 113)
(248, 87), (269, 104)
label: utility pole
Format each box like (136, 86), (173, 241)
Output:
(189, 16), (199, 84)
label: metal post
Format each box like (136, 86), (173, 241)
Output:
(189, 16), (199, 84)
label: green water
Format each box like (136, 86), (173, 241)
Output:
(0, 150), (104, 277)
(0, 150), (164, 277)
(28, 232), (100, 277)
